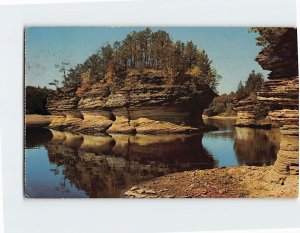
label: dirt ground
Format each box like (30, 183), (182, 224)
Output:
(124, 166), (299, 198)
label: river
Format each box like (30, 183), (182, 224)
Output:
(24, 118), (281, 198)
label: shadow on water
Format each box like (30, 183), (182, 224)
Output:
(25, 119), (281, 198)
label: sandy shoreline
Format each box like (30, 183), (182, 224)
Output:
(124, 166), (298, 198)
(202, 115), (237, 120)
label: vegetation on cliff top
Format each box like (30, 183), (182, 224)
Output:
(53, 28), (221, 94)
(250, 27), (298, 77)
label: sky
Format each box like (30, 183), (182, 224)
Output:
(25, 27), (269, 94)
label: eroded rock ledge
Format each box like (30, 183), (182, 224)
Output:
(46, 73), (216, 135)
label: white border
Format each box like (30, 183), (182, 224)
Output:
(0, 1), (299, 233)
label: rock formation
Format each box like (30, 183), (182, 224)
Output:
(46, 86), (83, 130)
(234, 94), (271, 128)
(235, 28), (299, 182)
(46, 72), (216, 135)
(256, 72), (299, 181)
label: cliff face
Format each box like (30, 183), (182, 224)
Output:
(47, 73), (216, 134)
(259, 77), (299, 179)
(235, 28), (299, 181)
(234, 95), (271, 128)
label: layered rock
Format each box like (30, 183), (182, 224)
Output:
(257, 78), (299, 181)
(46, 72), (216, 135)
(257, 77), (299, 108)
(235, 28), (299, 182)
(47, 86), (83, 130)
(271, 124), (299, 177)
(234, 95), (271, 128)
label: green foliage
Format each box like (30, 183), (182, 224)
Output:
(59, 28), (221, 91)
(235, 81), (247, 100)
(245, 70), (264, 94)
(25, 86), (51, 115)
(204, 93), (236, 116)
(205, 70), (264, 116)
(236, 70), (264, 100)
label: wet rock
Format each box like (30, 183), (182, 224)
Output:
(107, 116), (135, 134)
(134, 118), (199, 134)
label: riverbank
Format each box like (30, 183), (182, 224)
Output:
(124, 166), (298, 198)
(202, 114), (237, 120)
(25, 114), (53, 127)
(25, 114), (217, 135)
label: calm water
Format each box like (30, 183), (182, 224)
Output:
(24, 119), (281, 198)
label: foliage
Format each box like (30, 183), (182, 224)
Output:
(49, 79), (60, 89)
(25, 86), (51, 115)
(204, 92), (236, 116)
(58, 28), (221, 91)
(250, 27), (298, 77)
(205, 70), (264, 116)
(236, 70), (264, 100)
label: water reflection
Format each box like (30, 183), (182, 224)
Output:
(234, 127), (281, 166)
(203, 118), (280, 166)
(25, 119), (281, 198)
(25, 128), (215, 198)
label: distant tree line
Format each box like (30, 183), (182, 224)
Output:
(204, 70), (264, 116)
(25, 86), (51, 115)
(54, 28), (221, 92)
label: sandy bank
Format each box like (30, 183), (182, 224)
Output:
(25, 114), (53, 127)
(202, 115), (237, 120)
(124, 166), (298, 198)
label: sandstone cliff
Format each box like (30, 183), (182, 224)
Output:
(234, 28), (299, 181)
(46, 72), (216, 135)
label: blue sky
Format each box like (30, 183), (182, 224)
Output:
(25, 27), (269, 94)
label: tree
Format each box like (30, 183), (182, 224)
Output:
(236, 81), (247, 100)
(26, 86), (51, 115)
(55, 62), (70, 80)
(58, 28), (221, 94)
(49, 79), (60, 89)
(244, 70), (264, 94)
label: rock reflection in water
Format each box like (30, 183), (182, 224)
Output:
(25, 119), (281, 198)
(203, 118), (280, 167)
(234, 127), (281, 166)
(25, 128), (216, 198)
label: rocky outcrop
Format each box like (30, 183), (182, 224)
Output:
(271, 124), (298, 177)
(46, 72), (216, 135)
(257, 77), (299, 108)
(47, 86), (83, 130)
(107, 116), (135, 134)
(234, 95), (271, 128)
(235, 28), (298, 183)
(256, 78), (299, 181)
